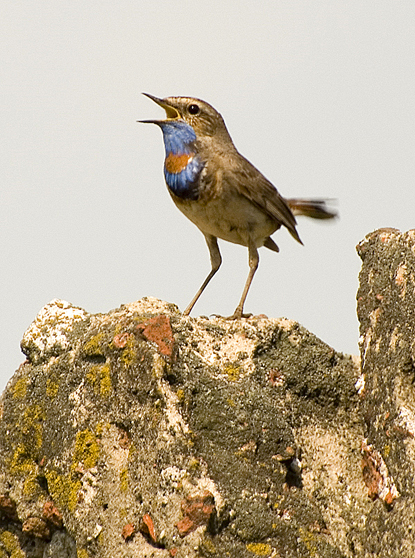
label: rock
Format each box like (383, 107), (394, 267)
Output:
(0, 229), (412, 558)
(22, 516), (50, 540)
(357, 228), (415, 556)
(0, 296), (360, 557)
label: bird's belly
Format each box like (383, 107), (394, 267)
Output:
(173, 194), (278, 247)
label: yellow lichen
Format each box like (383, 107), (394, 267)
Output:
(119, 336), (137, 367)
(86, 368), (97, 391)
(77, 548), (89, 558)
(201, 538), (217, 554)
(86, 364), (112, 398)
(0, 530), (25, 558)
(99, 365), (112, 397)
(45, 470), (81, 513)
(46, 378), (60, 399)
(9, 404), (45, 487)
(9, 447), (39, 497)
(128, 442), (136, 460)
(188, 457), (200, 471)
(223, 363), (241, 381)
(21, 404), (44, 452)
(95, 422), (105, 439)
(120, 467), (128, 492)
(246, 542), (272, 556)
(298, 527), (318, 557)
(83, 333), (106, 356)
(10, 446), (37, 477)
(12, 376), (28, 399)
(72, 430), (100, 470)
(24, 473), (44, 497)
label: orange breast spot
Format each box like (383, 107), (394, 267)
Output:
(165, 152), (192, 174)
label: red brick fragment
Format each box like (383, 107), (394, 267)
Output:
(361, 441), (399, 504)
(362, 450), (383, 499)
(122, 523), (135, 540)
(43, 500), (63, 527)
(177, 515), (194, 537)
(177, 490), (215, 537)
(113, 332), (131, 348)
(140, 513), (157, 543)
(136, 315), (174, 358)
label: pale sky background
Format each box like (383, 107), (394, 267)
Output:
(1, 2), (414, 391)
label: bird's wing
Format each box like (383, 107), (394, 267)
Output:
(224, 155), (302, 244)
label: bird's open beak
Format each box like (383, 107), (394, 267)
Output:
(138, 93), (180, 124)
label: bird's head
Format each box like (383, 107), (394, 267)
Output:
(139, 94), (231, 141)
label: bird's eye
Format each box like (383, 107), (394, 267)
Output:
(188, 104), (200, 115)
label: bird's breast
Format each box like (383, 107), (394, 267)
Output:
(163, 151), (204, 201)
(165, 152), (193, 174)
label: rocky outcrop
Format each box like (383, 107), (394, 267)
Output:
(0, 228), (414, 557)
(356, 228), (415, 556)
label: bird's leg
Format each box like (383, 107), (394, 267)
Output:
(183, 234), (222, 316)
(229, 239), (259, 319)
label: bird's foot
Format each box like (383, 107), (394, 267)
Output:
(211, 311), (253, 320)
(228, 312), (253, 320)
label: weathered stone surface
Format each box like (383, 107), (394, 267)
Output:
(357, 228), (415, 557)
(0, 297), (362, 557)
(0, 229), (412, 558)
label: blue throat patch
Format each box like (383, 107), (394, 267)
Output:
(157, 121), (204, 200)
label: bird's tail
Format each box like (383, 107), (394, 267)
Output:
(286, 198), (338, 220)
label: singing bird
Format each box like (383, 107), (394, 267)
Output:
(140, 94), (336, 319)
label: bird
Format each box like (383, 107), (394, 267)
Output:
(140, 93), (337, 319)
